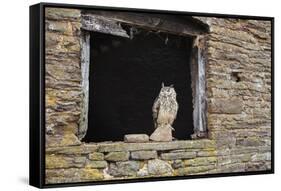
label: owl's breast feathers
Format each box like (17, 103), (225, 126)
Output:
(155, 97), (178, 126)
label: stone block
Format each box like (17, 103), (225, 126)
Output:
(74, 157), (87, 164)
(246, 162), (268, 171)
(46, 144), (98, 155)
(147, 159), (173, 176)
(177, 165), (216, 175)
(105, 151), (129, 161)
(46, 63), (81, 82)
(46, 168), (104, 183)
(251, 152), (271, 162)
(45, 32), (81, 53)
(197, 150), (218, 157)
(81, 168), (104, 180)
(137, 164), (149, 177)
(45, 8), (81, 21)
(46, 133), (81, 148)
(124, 134), (149, 143)
(46, 154), (85, 169)
(214, 132), (236, 149)
(161, 152), (196, 160)
(184, 157), (217, 167)
(236, 137), (264, 147)
(46, 20), (73, 35)
(217, 163), (246, 173)
(85, 160), (107, 169)
(209, 98), (243, 114)
(218, 154), (251, 165)
(171, 160), (184, 169)
(89, 152), (104, 160)
(108, 161), (140, 177)
(98, 142), (125, 152)
(131, 151), (157, 160)
(150, 126), (173, 142)
(98, 140), (215, 152)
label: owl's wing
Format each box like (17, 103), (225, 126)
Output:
(152, 97), (160, 127)
(175, 101), (179, 119)
(174, 101), (179, 119)
(170, 101), (179, 124)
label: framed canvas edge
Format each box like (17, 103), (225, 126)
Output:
(29, 2), (275, 189)
(29, 3), (46, 188)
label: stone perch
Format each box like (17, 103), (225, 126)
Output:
(150, 125), (173, 142)
(124, 134), (149, 143)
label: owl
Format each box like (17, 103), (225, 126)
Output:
(152, 83), (178, 130)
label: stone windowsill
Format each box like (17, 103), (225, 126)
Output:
(46, 139), (216, 154)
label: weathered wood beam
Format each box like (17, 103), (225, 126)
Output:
(81, 14), (130, 38)
(82, 11), (208, 37)
(78, 32), (90, 140)
(190, 35), (208, 139)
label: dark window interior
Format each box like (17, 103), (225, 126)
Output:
(83, 26), (194, 142)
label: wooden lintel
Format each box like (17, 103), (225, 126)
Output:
(81, 15), (130, 38)
(82, 11), (208, 37)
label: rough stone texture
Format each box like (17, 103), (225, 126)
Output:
(88, 152), (104, 160)
(45, 7), (82, 149)
(46, 168), (103, 184)
(97, 140), (215, 152)
(177, 165), (216, 175)
(209, 98), (243, 114)
(46, 154), (86, 169)
(124, 134), (149, 143)
(137, 164), (149, 177)
(85, 160), (108, 169)
(150, 126), (173, 142)
(184, 157), (217, 166)
(46, 144), (98, 155)
(147, 159), (173, 176)
(161, 152), (196, 160)
(131, 151), (157, 160)
(45, 8), (272, 183)
(104, 151), (130, 161)
(196, 17), (272, 174)
(108, 161), (140, 177)
(171, 160), (185, 169)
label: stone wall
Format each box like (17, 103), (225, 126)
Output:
(45, 8), (82, 147)
(45, 8), (272, 184)
(197, 17), (272, 172)
(46, 140), (217, 183)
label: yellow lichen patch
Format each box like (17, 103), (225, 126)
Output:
(63, 123), (78, 134)
(46, 93), (57, 107)
(173, 169), (179, 176)
(139, 161), (145, 169)
(57, 35), (80, 52)
(46, 154), (68, 169)
(166, 160), (172, 165)
(60, 133), (81, 146)
(184, 157), (217, 167)
(81, 168), (104, 180)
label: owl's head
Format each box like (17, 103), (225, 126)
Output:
(159, 82), (176, 98)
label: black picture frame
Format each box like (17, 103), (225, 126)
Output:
(30, 2), (274, 188)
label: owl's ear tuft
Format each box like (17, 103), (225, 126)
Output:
(162, 82), (165, 88)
